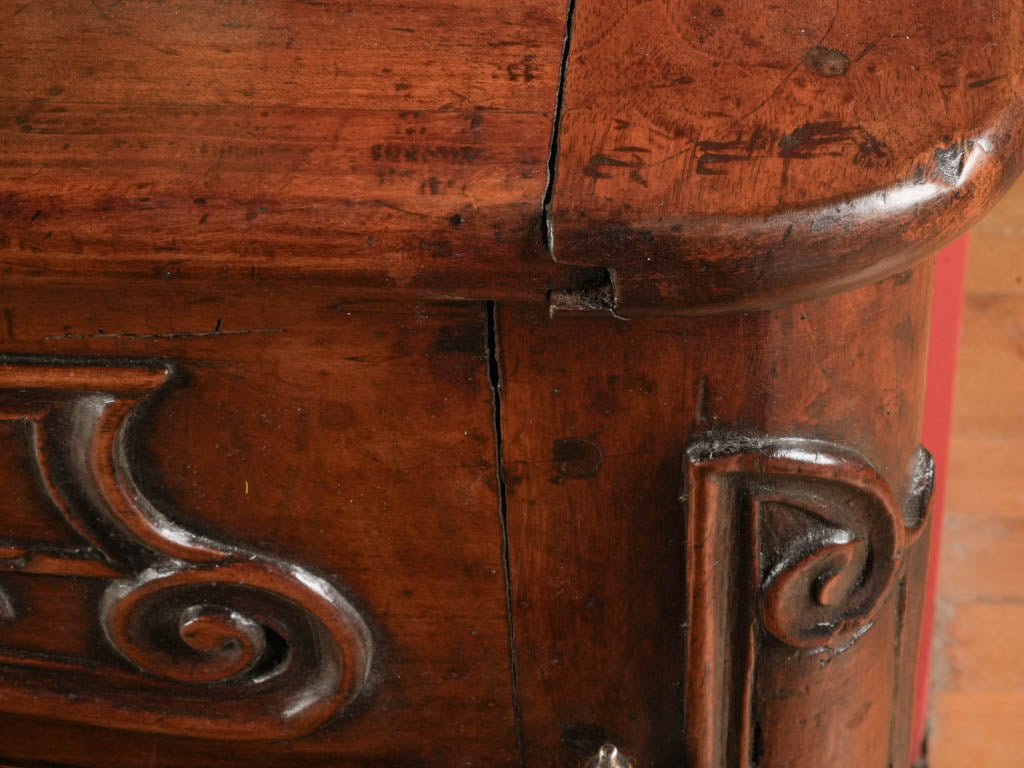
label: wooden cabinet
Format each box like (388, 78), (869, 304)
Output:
(0, 0), (1021, 765)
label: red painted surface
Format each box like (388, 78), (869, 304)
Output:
(914, 236), (969, 761)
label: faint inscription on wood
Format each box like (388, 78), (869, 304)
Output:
(0, 357), (373, 740)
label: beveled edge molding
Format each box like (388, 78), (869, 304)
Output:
(0, 356), (373, 740)
(681, 433), (934, 768)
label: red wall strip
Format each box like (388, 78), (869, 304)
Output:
(913, 236), (969, 761)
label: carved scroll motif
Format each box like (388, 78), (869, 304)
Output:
(682, 435), (934, 768)
(0, 357), (373, 740)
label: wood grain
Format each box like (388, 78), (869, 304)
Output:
(2, 0), (1022, 314)
(0, 0), (1021, 765)
(0, 281), (516, 767)
(550, 0), (1024, 312)
(0, 0), (570, 300)
(498, 264), (933, 768)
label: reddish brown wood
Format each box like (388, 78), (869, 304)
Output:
(549, 0), (1024, 314)
(0, 0), (571, 300)
(0, 357), (373, 740)
(0, 0), (1021, 766)
(0, 282), (517, 767)
(498, 266), (935, 767)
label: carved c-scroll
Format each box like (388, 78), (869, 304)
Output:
(681, 434), (933, 768)
(0, 357), (373, 740)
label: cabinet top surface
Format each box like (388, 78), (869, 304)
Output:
(1, 0), (1021, 311)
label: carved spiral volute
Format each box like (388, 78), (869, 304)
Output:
(683, 436), (935, 768)
(100, 559), (372, 727)
(0, 357), (377, 740)
(685, 437), (933, 650)
(754, 478), (901, 648)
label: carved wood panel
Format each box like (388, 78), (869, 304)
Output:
(0, 356), (373, 740)
(682, 434), (934, 768)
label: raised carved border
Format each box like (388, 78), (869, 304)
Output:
(0, 356), (373, 740)
(681, 434), (933, 768)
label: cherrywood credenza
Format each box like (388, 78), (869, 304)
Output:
(0, 1), (1022, 766)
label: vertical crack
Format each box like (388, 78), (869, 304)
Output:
(486, 300), (525, 767)
(541, 0), (579, 254)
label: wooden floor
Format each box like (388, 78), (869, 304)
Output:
(930, 180), (1024, 766)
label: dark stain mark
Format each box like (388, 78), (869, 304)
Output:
(653, 74), (694, 88)
(696, 125), (770, 175)
(852, 132), (889, 167)
(967, 74), (1007, 89)
(507, 55), (538, 82)
(893, 316), (917, 351)
(778, 122), (848, 158)
(371, 143), (482, 165)
(551, 438), (603, 483)
(805, 45), (850, 77)
(696, 122), (889, 176)
(779, 122), (889, 167)
(710, 6), (725, 16)
(3, 308), (13, 340)
(193, 197), (206, 205)
(449, 213), (464, 227)
(894, 270), (913, 286)
(583, 153), (643, 180)
(433, 324), (486, 358)
(579, 146), (650, 185)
